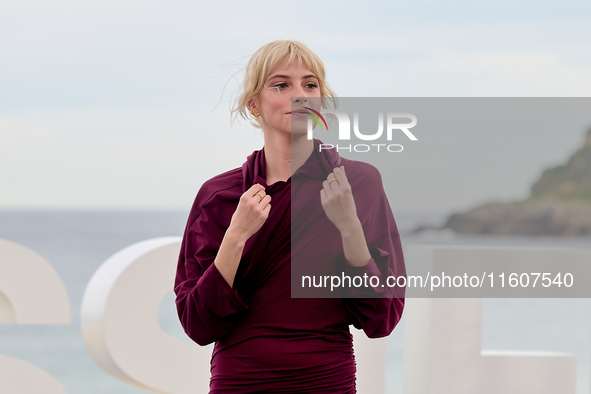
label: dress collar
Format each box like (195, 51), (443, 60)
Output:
(241, 139), (341, 192)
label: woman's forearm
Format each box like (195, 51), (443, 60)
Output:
(214, 183), (271, 287)
(214, 226), (248, 287)
(339, 218), (372, 267)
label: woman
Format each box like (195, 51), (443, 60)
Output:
(174, 40), (405, 393)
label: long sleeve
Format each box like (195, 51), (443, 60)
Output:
(342, 240), (405, 338)
(174, 178), (248, 346)
(340, 163), (406, 338)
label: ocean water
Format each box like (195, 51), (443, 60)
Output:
(0, 210), (589, 393)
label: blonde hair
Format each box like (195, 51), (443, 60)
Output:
(231, 40), (336, 128)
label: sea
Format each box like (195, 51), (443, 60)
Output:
(0, 210), (589, 393)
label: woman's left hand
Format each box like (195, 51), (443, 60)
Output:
(320, 166), (360, 233)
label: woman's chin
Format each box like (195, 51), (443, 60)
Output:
(290, 126), (310, 139)
(290, 117), (310, 137)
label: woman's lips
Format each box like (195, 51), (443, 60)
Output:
(289, 112), (309, 118)
(287, 109), (311, 118)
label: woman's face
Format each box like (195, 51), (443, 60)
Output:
(252, 57), (321, 138)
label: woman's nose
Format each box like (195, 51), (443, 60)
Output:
(291, 82), (310, 103)
(291, 96), (308, 103)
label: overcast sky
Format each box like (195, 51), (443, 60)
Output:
(1, 0), (590, 213)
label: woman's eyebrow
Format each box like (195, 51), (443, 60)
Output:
(267, 74), (319, 81)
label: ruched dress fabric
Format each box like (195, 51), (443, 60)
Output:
(174, 139), (405, 393)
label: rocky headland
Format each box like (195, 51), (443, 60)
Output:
(437, 129), (591, 236)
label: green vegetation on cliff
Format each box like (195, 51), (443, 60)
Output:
(529, 129), (591, 203)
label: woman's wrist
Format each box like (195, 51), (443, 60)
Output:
(225, 224), (250, 247)
(339, 219), (372, 267)
(214, 226), (248, 287)
(337, 218), (363, 239)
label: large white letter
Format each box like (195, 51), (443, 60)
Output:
(403, 246), (577, 394)
(0, 239), (70, 394)
(352, 328), (387, 393)
(81, 237), (210, 394)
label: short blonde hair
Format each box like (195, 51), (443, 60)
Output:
(232, 40), (336, 128)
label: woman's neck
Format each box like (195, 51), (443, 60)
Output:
(263, 133), (314, 185)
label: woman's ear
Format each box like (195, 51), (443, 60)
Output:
(246, 98), (259, 117)
(246, 98), (256, 111)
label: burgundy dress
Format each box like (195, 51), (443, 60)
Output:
(174, 139), (405, 393)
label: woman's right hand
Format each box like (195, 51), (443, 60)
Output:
(228, 183), (272, 242)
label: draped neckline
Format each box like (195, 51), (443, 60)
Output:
(241, 139), (342, 193)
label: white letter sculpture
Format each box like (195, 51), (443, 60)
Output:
(0, 239), (70, 394)
(81, 237), (210, 394)
(403, 246), (577, 394)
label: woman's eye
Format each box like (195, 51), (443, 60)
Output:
(305, 83), (318, 90)
(274, 82), (289, 90)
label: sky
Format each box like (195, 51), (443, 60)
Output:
(1, 0), (591, 214)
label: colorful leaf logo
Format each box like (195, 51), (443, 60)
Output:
(303, 107), (328, 131)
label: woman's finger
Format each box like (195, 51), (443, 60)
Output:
(259, 194), (272, 208)
(246, 183), (266, 203)
(332, 166), (348, 185)
(248, 183), (266, 195)
(254, 191), (266, 203)
(322, 180), (334, 196)
(320, 187), (327, 205)
(326, 174), (339, 189)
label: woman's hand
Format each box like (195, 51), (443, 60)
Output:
(320, 166), (371, 267)
(214, 184), (271, 287)
(320, 166), (360, 234)
(320, 166), (372, 267)
(228, 183), (272, 242)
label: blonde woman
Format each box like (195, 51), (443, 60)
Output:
(175, 40), (405, 393)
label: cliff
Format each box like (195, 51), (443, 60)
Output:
(529, 130), (591, 202)
(441, 129), (591, 236)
